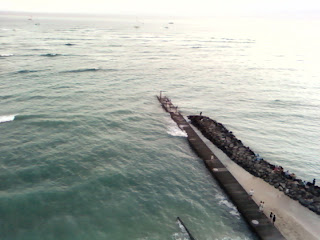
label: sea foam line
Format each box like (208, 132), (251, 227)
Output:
(0, 114), (16, 123)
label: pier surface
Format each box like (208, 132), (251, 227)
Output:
(158, 95), (285, 240)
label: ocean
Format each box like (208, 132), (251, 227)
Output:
(0, 14), (319, 240)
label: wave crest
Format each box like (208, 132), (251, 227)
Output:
(167, 125), (187, 137)
(0, 114), (16, 123)
(65, 68), (100, 73)
(15, 70), (39, 74)
(41, 53), (61, 57)
(0, 54), (13, 57)
(215, 194), (240, 218)
(61, 68), (118, 73)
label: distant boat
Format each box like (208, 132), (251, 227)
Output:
(169, 22), (174, 24)
(134, 17), (144, 29)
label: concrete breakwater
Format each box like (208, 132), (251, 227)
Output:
(188, 115), (320, 215)
(158, 95), (285, 240)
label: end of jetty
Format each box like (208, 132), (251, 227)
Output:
(158, 94), (285, 240)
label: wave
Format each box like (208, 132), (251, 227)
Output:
(41, 53), (61, 57)
(0, 95), (14, 100)
(28, 119), (76, 127)
(215, 194), (240, 218)
(31, 48), (47, 51)
(12, 114), (75, 127)
(167, 125), (188, 137)
(109, 44), (122, 47)
(0, 54), (13, 57)
(15, 70), (40, 74)
(174, 220), (192, 240)
(61, 68), (118, 73)
(14, 114), (47, 121)
(62, 68), (100, 73)
(0, 114), (16, 123)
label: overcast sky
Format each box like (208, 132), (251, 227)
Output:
(1, 0), (320, 16)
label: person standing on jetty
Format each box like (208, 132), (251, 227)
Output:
(249, 189), (254, 199)
(259, 201), (264, 213)
(259, 201), (263, 212)
(273, 214), (276, 225)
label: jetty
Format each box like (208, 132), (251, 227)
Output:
(188, 115), (320, 215)
(157, 94), (285, 240)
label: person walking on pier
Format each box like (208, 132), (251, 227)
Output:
(273, 214), (276, 225)
(270, 212), (273, 221)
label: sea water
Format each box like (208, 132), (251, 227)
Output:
(0, 14), (319, 240)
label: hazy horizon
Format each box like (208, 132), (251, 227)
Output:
(1, 0), (320, 18)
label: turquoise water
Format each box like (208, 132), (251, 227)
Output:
(0, 14), (319, 240)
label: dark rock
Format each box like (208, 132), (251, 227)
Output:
(187, 115), (319, 216)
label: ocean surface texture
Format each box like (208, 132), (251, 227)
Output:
(1, 15), (319, 240)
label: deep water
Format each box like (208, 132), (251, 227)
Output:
(0, 14), (319, 240)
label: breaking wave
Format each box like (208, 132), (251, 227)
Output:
(173, 218), (192, 240)
(215, 194), (240, 218)
(0, 54), (13, 57)
(0, 114), (16, 123)
(167, 125), (188, 137)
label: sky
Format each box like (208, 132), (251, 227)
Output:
(1, 0), (320, 17)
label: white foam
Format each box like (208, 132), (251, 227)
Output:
(177, 220), (187, 233)
(215, 193), (240, 218)
(167, 125), (188, 137)
(165, 119), (188, 137)
(175, 219), (191, 240)
(229, 210), (240, 217)
(220, 237), (251, 240)
(0, 54), (13, 57)
(171, 232), (190, 240)
(0, 114), (16, 123)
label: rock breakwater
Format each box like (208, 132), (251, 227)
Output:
(188, 115), (320, 215)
